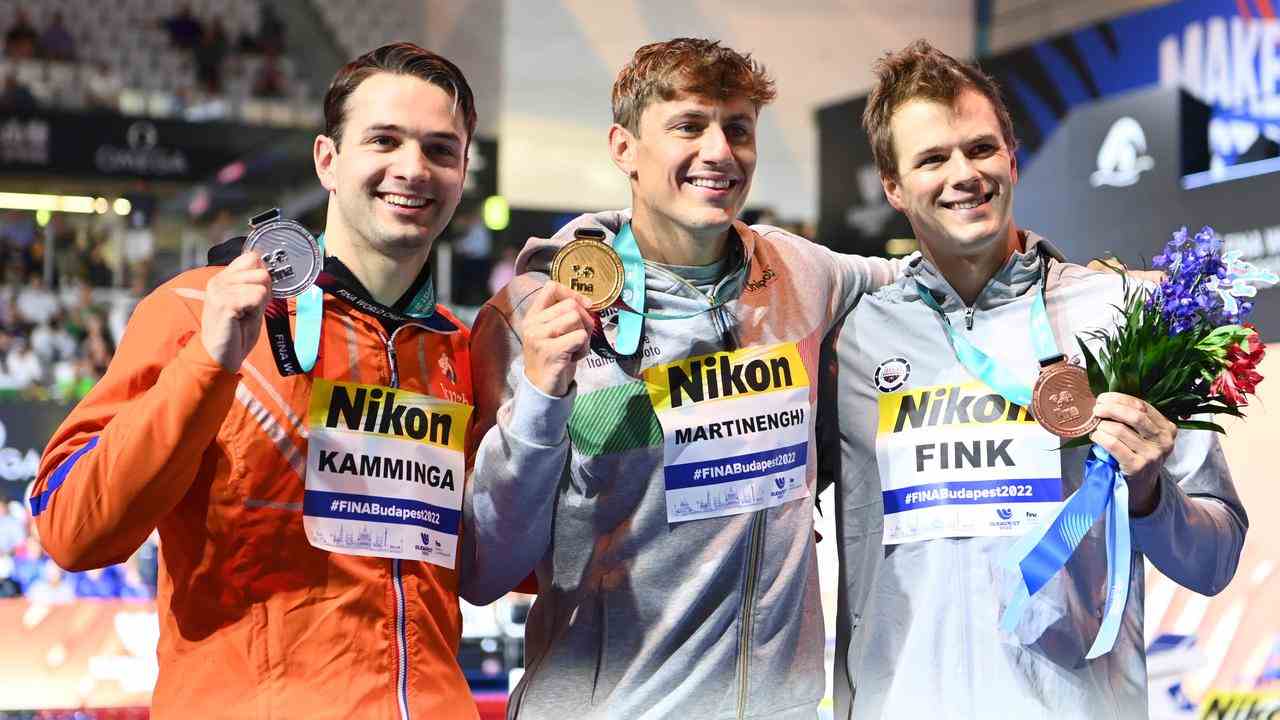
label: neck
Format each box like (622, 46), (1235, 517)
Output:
(922, 227), (1023, 306)
(629, 201), (729, 266)
(323, 210), (429, 307)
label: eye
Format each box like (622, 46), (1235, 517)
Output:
(918, 155), (944, 167)
(368, 135), (397, 148)
(673, 122), (702, 134)
(726, 124), (753, 140)
(969, 143), (997, 157)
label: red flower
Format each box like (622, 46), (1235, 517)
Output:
(1215, 328), (1266, 405)
(1212, 370), (1248, 406)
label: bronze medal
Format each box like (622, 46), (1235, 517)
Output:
(550, 228), (624, 312)
(1031, 359), (1100, 438)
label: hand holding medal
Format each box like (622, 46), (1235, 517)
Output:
(522, 238), (597, 396)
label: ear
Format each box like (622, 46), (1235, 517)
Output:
(314, 134), (338, 192)
(881, 173), (905, 213)
(608, 123), (638, 179)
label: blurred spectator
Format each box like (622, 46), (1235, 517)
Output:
(0, 72), (38, 113)
(1, 212), (38, 272)
(30, 317), (77, 364)
(74, 565), (125, 598)
(16, 275), (59, 326)
(160, 4), (204, 50)
(3, 9), (38, 59)
(52, 357), (97, 401)
(85, 236), (115, 286)
(38, 11), (76, 62)
(0, 502), (24, 554)
(11, 534), (45, 589)
(488, 245), (517, 297)
(84, 62), (124, 112)
(65, 285), (106, 340)
(251, 51), (287, 98)
(451, 205), (493, 306)
(257, 4), (287, 54)
(194, 19), (229, 94)
(6, 337), (42, 388)
(0, 556), (20, 598)
(81, 312), (115, 377)
(27, 561), (74, 604)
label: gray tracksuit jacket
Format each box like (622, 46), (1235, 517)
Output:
(462, 210), (899, 719)
(820, 232), (1248, 720)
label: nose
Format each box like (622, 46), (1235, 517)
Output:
(391, 144), (432, 183)
(945, 151), (981, 189)
(698, 125), (734, 164)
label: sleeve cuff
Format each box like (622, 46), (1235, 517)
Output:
(176, 337), (242, 386)
(508, 371), (575, 446)
(1130, 468), (1176, 527)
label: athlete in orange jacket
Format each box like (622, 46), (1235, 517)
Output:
(31, 44), (481, 719)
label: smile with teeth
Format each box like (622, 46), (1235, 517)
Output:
(380, 192), (430, 208)
(943, 191), (994, 210)
(686, 177), (735, 190)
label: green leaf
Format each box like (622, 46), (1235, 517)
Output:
(1176, 419), (1227, 433)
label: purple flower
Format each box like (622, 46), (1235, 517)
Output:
(1147, 226), (1245, 334)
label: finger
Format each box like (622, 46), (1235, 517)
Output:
(1090, 424), (1140, 472)
(537, 297), (595, 327)
(230, 250), (268, 270)
(526, 282), (564, 315)
(1092, 401), (1155, 439)
(219, 267), (273, 289)
(537, 307), (593, 339)
(553, 329), (590, 358)
(1094, 419), (1146, 456)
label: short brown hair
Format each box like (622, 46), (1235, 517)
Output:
(863, 39), (1017, 179)
(323, 42), (477, 148)
(612, 38), (776, 134)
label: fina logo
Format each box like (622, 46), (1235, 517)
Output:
(1090, 117), (1154, 188)
(996, 507), (1014, 520)
(874, 357), (911, 393)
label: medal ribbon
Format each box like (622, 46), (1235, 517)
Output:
(263, 233), (443, 376)
(915, 271), (1130, 659)
(611, 223), (729, 355)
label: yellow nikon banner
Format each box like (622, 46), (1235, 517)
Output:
(643, 342), (810, 412)
(308, 380), (471, 452)
(1197, 690), (1280, 719)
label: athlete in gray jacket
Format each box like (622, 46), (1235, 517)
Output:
(820, 40), (1247, 719)
(462, 39), (902, 718)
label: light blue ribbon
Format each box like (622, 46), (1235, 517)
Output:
(612, 224), (726, 356)
(292, 233), (327, 373)
(292, 232), (440, 373)
(998, 446), (1130, 659)
(915, 279), (1129, 658)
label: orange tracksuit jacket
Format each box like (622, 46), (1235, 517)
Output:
(31, 266), (478, 719)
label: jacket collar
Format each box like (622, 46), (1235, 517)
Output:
(904, 230), (1065, 313)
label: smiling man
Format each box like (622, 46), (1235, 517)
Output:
(820, 40), (1247, 719)
(33, 44), (479, 719)
(460, 39), (903, 717)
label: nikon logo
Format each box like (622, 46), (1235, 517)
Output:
(669, 354), (795, 408)
(893, 386), (1031, 431)
(326, 386), (453, 444)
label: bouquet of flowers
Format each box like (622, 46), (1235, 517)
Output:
(1002, 225), (1275, 659)
(1075, 226), (1275, 437)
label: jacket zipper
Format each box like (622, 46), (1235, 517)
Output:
(737, 511), (766, 719)
(382, 328), (409, 720)
(964, 305), (976, 330)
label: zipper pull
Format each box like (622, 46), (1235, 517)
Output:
(964, 306), (975, 330)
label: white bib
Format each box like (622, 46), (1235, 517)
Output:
(644, 342), (811, 523)
(303, 379), (471, 568)
(875, 381), (1063, 545)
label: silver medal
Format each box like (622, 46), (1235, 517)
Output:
(243, 208), (322, 299)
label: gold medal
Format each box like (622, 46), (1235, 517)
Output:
(1031, 358), (1100, 438)
(550, 228), (625, 312)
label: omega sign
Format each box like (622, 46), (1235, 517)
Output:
(94, 121), (189, 177)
